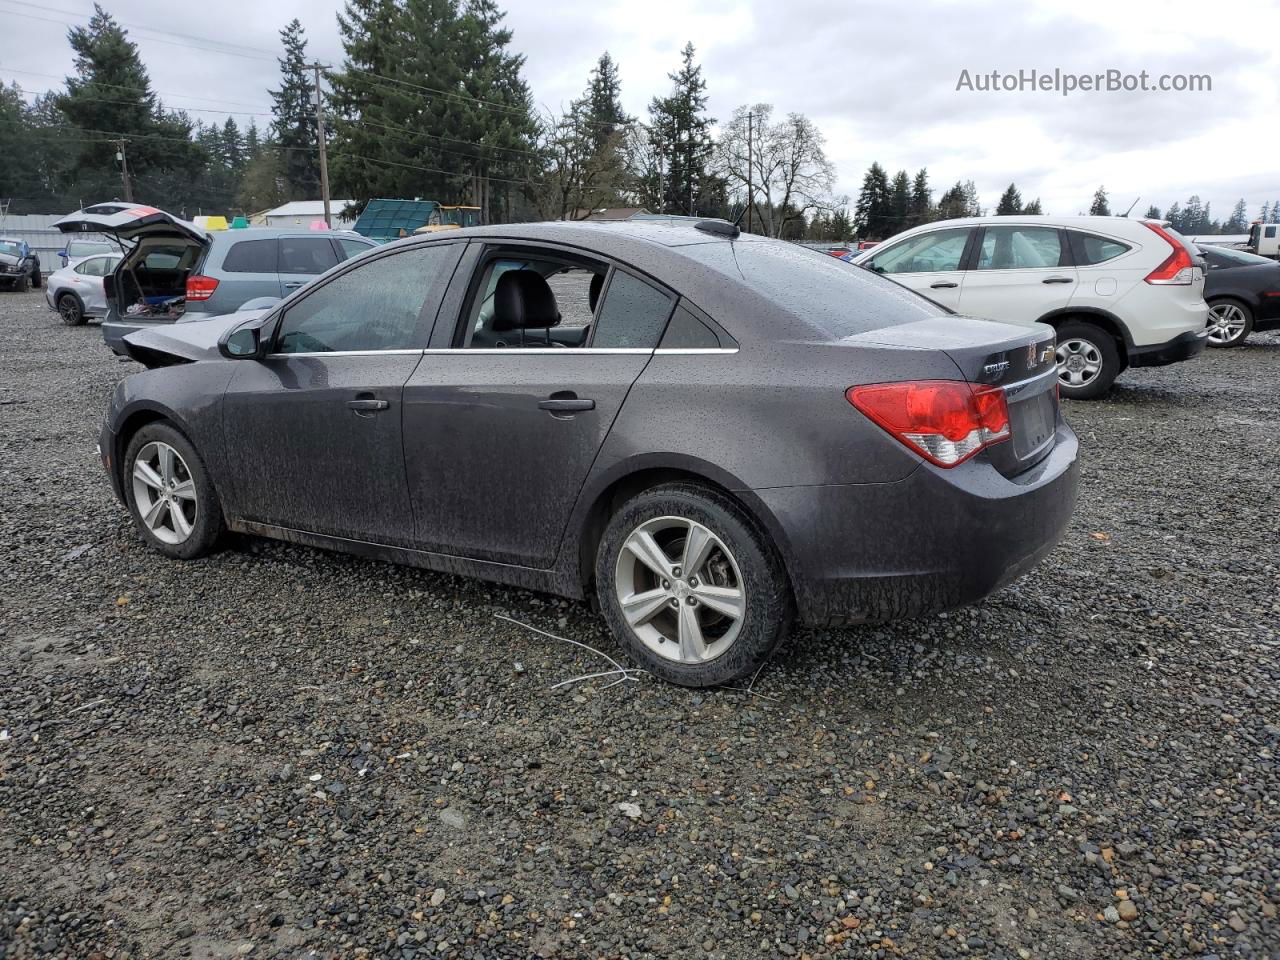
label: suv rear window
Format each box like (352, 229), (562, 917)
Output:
(1068, 232), (1131, 265)
(279, 237), (339, 275)
(222, 238), (278, 273)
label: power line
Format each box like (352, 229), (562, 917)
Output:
(1, 68), (274, 111)
(12, 85), (273, 119)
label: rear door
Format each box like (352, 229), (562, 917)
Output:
(201, 236), (280, 314)
(277, 235), (341, 297)
(861, 227), (975, 310)
(401, 243), (673, 568)
(957, 224), (1077, 322)
(220, 241), (462, 544)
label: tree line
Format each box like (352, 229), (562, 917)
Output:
(1, 3), (1276, 242)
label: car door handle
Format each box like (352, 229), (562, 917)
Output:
(1042, 276), (1074, 284)
(282, 280), (306, 289)
(538, 397), (595, 413)
(929, 281), (958, 289)
(347, 398), (389, 412)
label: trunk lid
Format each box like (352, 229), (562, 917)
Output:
(850, 316), (1060, 476)
(53, 203), (210, 246)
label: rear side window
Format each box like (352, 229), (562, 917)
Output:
(275, 244), (456, 353)
(1069, 232), (1132, 266)
(222, 238), (278, 273)
(660, 304), (722, 349)
(590, 271), (674, 349)
(279, 237), (340, 275)
(975, 226), (1067, 269)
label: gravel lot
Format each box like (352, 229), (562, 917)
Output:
(1, 288), (1277, 960)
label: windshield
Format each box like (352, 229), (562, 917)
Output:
(1203, 245), (1275, 267)
(0, 241), (21, 257)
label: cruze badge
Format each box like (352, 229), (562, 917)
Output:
(984, 359), (1010, 377)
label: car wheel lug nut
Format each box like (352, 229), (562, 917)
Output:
(687, 597), (697, 606)
(672, 567), (682, 578)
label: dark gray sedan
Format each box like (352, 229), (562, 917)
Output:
(98, 219), (1079, 687)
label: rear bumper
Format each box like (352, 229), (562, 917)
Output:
(102, 317), (176, 355)
(759, 423), (1079, 627)
(1127, 328), (1208, 368)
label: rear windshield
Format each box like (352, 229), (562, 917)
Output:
(684, 240), (944, 339)
(1203, 245), (1274, 267)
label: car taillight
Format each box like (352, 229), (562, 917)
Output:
(846, 380), (1011, 468)
(186, 275), (219, 301)
(1141, 222), (1195, 285)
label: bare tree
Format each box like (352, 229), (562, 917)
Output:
(528, 103), (628, 221)
(716, 104), (836, 237)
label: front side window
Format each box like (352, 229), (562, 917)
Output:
(975, 226), (1067, 269)
(279, 237), (340, 275)
(222, 238), (278, 273)
(591, 270), (674, 348)
(275, 244), (456, 354)
(867, 229), (971, 274)
(1069, 231), (1131, 266)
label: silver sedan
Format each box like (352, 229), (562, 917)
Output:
(44, 253), (122, 325)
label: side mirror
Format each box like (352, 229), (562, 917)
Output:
(218, 314), (274, 360)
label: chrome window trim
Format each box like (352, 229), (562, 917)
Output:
(262, 347), (742, 359)
(265, 349), (425, 359)
(653, 347), (740, 355)
(420, 347), (655, 356)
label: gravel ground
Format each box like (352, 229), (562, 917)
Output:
(1, 288), (1277, 960)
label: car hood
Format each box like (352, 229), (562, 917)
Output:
(121, 310), (268, 366)
(0, 253), (20, 267)
(54, 203), (210, 246)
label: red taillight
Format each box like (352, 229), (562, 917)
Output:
(846, 380), (1011, 468)
(185, 275), (219, 301)
(1141, 222), (1195, 285)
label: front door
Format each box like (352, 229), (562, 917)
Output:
(862, 227), (974, 311)
(220, 241), (462, 544)
(403, 249), (676, 568)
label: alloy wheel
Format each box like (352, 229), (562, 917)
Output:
(1206, 303), (1247, 345)
(131, 441), (198, 545)
(1056, 337), (1103, 388)
(614, 516), (746, 664)
(58, 297), (81, 324)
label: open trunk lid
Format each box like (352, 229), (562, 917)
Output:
(53, 203), (210, 246)
(850, 316), (1060, 476)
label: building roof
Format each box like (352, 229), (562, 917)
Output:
(262, 200), (355, 218)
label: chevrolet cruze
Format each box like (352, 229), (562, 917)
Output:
(97, 215), (1079, 687)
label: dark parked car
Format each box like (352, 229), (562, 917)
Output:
(1197, 244), (1280, 346)
(52, 205), (377, 353)
(0, 237), (42, 292)
(98, 220), (1079, 687)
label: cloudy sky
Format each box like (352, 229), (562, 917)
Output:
(2, 0), (1278, 221)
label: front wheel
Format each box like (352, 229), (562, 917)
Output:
(1205, 299), (1253, 347)
(123, 422), (225, 560)
(57, 293), (85, 326)
(15, 272), (29, 294)
(1054, 320), (1121, 401)
(595, 483), (792, 687)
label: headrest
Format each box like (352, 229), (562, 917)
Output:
(493, 270), (560, 331)
(589, 272), (604, 312)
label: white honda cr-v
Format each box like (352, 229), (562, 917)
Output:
(851, 216), (1209, 399)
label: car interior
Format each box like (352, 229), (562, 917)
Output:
(114, 236), (205, 315)
(462, 254), (607, 348)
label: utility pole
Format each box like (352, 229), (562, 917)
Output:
(745, 112), (753, 235)
(112, 139), (133, 202)
(310, 62), (332, 228)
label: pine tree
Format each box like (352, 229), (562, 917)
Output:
(1272, 201), (1280, 224)
(1023, 198), (1043, 215)
(647, 43), (714, 215)
(1144, 204), (1161, 219)
(1184, 195), (1205, 234)
(1165, 202), (1182, 231)
(889, 170), (911, 232)
(1259, 202), (1271, 224)
(908, 168), (931, 227)
(935, 181), (968, 220)
(270, 18), (319, 200)
(1088, 186), (1110, 216)
(244, 120), (261, 160)
(995, 183), (1022, 215)
(585, 52), (631, 151)
(852, 163), (892, 238)
(221, 117), (245, 174)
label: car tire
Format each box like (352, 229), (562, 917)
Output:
(30, 263), (42, 289)
(57, 293), (86, 326)
(1054, 320), (1121, 401)
(15, 272), (29, 294)
(1205, 298), (1253, 348)
(123, 422), (225, 560)
(595, 482), (792, 688)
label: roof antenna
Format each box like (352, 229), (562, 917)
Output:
(1121, 196), (1140, 218)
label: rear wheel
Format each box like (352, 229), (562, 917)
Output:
(57, 293), (86, 326)
(595, 482), (791, 687)
(123, 422), (224, 560)
(1054, 320), (1121, 400)
(1205, 299), (1253, 347)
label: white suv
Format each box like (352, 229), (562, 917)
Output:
(852, 216), (1209, 399)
